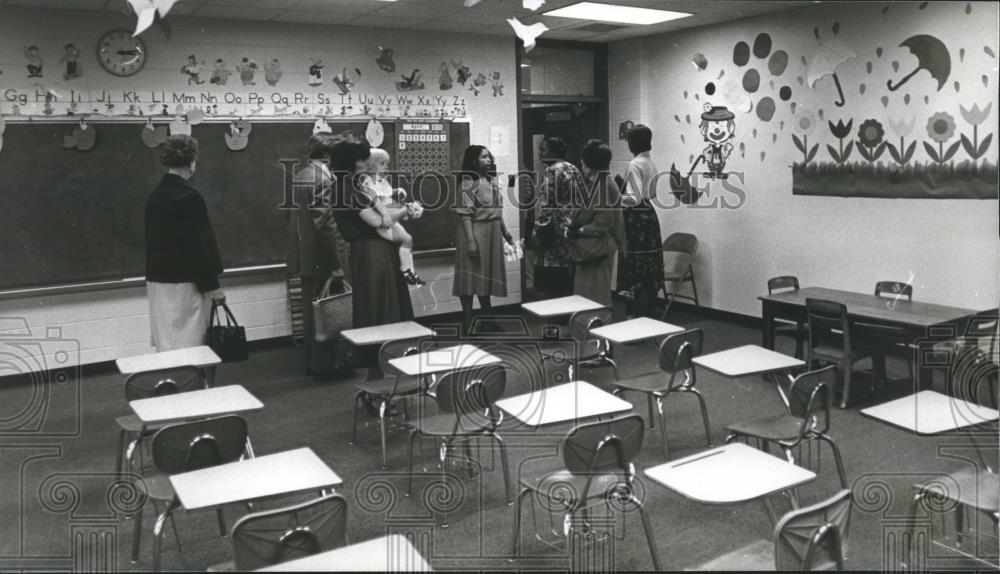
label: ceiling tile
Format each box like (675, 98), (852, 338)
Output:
(0, 0), (812, 43)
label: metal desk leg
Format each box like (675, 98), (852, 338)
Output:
(762, 302), (776, 350)
(205, 365), (218, 388)
(151, 500), (178, 572)
(767, 373), (792, 411)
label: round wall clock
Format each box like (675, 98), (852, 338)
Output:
(97, 29), (147, 77)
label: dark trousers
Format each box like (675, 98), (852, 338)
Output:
(300, 275), (344, 374)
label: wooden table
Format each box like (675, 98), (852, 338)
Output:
(256, 534), (432, 572)
(152, 448), (341, 571)
(645, 443), (816, 525)
(759, 287), (979, 389)
(341, 321), (436, 346)
(590, 317), (684, 344)
(388, 344), (500, 377)
(861, 390), (999, 435)
(129, 384), (263, 427)
(116, 345), (221, 386)
(522, 295), (604, 318)
(496, 380), (633, 427)
(693, 345), (805, 408)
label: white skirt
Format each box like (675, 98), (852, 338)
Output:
(147, 281), (212, 352)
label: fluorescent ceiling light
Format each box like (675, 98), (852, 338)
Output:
(544, 2), (691, 25)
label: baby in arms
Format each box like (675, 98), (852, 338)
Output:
(361, 148), (425, 286)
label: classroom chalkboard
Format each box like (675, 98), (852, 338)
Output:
(0, 119), (467, 291)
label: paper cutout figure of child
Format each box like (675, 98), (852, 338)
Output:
(469, 72), (487, 96)
(439, 62), (453, 90)
(237, 57), (257, 86)
(376, 47), (395, 73)
(699, 103), (736, 179)
(452, 59), (471, 85)
(308, 58), (324, 86)
(181, 55), (205, 85)
(264, 58), (282, 86)
(61, 44), (82, 80)
(490, 71), (503, 96)
(361, 148), (425, 286)
(210, 58), (230, 85)
(25, 45), (43, 78)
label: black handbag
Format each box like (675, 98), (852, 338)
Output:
(207, 301), (249, 362)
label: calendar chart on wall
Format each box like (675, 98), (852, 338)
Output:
(394, 119), (467, 251)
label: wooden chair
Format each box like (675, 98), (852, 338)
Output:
(510, 415), (660, 569)
(768, 276), (807, 359)
(660, 232), (701, 320)
(868, 281), (916, 382)
(725, 365), (848, 488)
(611, 329), (712, 460)
(805, 298), (872, 409)
(695, 489), (852, 570)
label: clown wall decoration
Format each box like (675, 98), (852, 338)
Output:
(698, 103), (736, 179)
(669, 103), (739, 204)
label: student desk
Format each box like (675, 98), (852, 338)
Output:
(388, 344), (500, 377)
(342, 321), (436, 379)
(522, 295), (604, 318)
(159, 448), (342, 571)
(645, 443), (816, 524)
(129, 385), (263, 427)
(589, 317), (684, 344)
(861, 390), (999, 435)
(128, 385), (264, 459)
(116, 345), (221, 386)
(341, 321), (436, 346)
(759, 287), (979, 390)
(496, 380), (633, 427)
(256, 534), (432, 572)
(693, 345), (805, 408)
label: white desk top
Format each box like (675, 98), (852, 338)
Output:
(256, 534), (432, 572)
(693, 345), (804, 378)
(496, 380), (633, 426)
(171, 447), (342, 511)
(522, 295), (604, 318)
(341, 321), (436, 346)
(590, 317), (684, 344)
(116, 345), (221, 374)
(861, 390), (1000, 435)
(644, 443), (816, 504)
(388, 344), (500, 376)
(129, 385), (263, 425)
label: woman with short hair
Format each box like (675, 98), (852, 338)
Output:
(617, 124), (665, 318)
(570, 139), (625, 307)
(145, 135), (225, 351)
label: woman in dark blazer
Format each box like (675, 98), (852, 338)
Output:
(145, 135), (225, 351)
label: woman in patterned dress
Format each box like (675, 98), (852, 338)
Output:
(616, 125), (665, 318)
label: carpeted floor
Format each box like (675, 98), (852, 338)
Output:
(0, 304), (996, 571)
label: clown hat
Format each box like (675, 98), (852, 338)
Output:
(701, 104), (734, 121)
